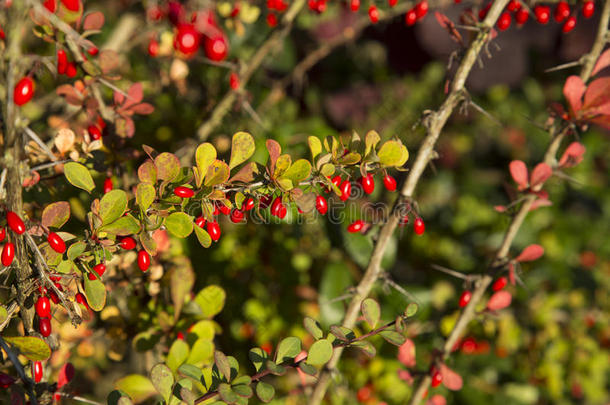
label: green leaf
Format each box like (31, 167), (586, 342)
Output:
(361, 298), (381, 329)
(187, 339), (214, 365)
(214, 351), (231, 381)
(379, 330), (406, 346)
(188, 320), (215, 340)
(377, 140), (409, 167)
(107, 390), (134, 405)
(178, 364), (203, 383)
(167, 339), (190, 372)
(306, 339), (333, 366)
(265, 361), (286, 376)
(67, 241), (86, 260)
(275, 336), (301, 364)
(274, 155), (291, 177)
(303, 317), (324, 340)
(138, 160), (157, 184)
(299, 362), (317, 376)
(173, 378), (196, 405)
(204, 160), (230, 187)
(218, 383), (239, 404)
(338, 152), (361, 165)
(308, 136), (322, 159)
(195, 143), (217, 185)
(405, 303), (418, 317)
(320, 163), (335, 177)
(84, 276), (106, 311)
(350, 340), (376, 358)
(0, 306), (8, 325)
(99, 190), (128, 226)
(42, 201), (70, 229)
(248, 348), (268, 372)
(136, 183), (156, 211)
(99, 215), (141, 236)
(329, 325), (355, 342)
(64, 162), (95, 193)
(4, 336), (51, 361)
(280, 159), (312, 187)
(165, 212), (193, 238)
(171, 264), (195, 321)
(229, 131), (255, 170)
(364, 130), (381, 157)
(154, 152), (181, 182)
(114, 374), (156, 403)
(255, 382), (275, 403)
(150, 364), (174, 403)
(56, 260), (74, 274)
(195, 285), (226, 318)
(232, 383), (253, 398)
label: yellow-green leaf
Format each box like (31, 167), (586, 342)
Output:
(308, 136), (322, 160)
(306, 339), (333, 366)
(154, 152), (181, 182)
(229, 131), (255, 170)
(99, 190), (128, 226)
(378, 140), (409, 167)
(204, 160), (230, 187)
(42, 201), (70, 229)
(4, 336), (51, 361)
(195, 143), (217, 185)
(115, 375), (156, 403)
(280, 159), (311, 187)
(64, 162), (95, 193)
(194, 224), (212, 248)
(136, 183), (156, 211)
(165, 212), (193, 238)
(195, 285), (226, 318)
(99, 215), (141, 236)
(365, 130), (381, 157)
(84, 276), (106, 311)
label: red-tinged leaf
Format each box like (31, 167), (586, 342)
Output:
(515, 244), (544, 262)
(439, 363), (463, 391)
(426, 394), (447, 405)
(266, 139), (281, 175)
(558, 142), (586, 168)
(486, 290), (512, 311)
(56, 84), (83, 106)
(83, 11), (104, 30)
(589, 113), (610, 129)
(124, 83), (144, 109)
(98, 49), (120, 74)
(57, 363), (75, 388)
(114, 89), (125, 106)
(397, 339), (416, 367)
(563, 76), (586, 117)
(508, 262), (516, 285)
(582, 77), (610, 115)
(591, 48), (610, 77)
(509, 160), (529, 190)
(23, 171), (40, 187)
(434, 12), (463, 44)
(397, 369), (414, 385)
(494, 205), (507, 213)
(529, 163), (552, 189)
(130, 103), (155, 115)
(529, 198), (553, 211)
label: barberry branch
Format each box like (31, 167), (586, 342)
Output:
(309, 1), (510, 403)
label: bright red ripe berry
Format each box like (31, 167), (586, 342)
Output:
(339, 180), (352, 201)
(534, 5), (550, 24)
(57, 49), (68, 74)
(229, 72), (240, 90)
(88, 125), (102, 141)
(2, 243), (14, 267)
(60, 0), (80, 12)
(88, 263), (106, 280)
(207, 221), (221, 242)
(87, 46), (99, 56)
(137, 250), (150, 272)
(458, 290), (472, 307)
(174, 186), (195, 198)
(66, 62), (77, 78)
(497, 12), (511, 30)
(75, 292), (87, 307)
(0, 228), (5, 242)
(47, 232), (66, 254)
(415, 0), (428, 19)
(244, 197), (255, 211)
(562, 16), (577, 32)
(174, 24), (200, 56)
(148, 39), (159, 57)
(347, 219), (365, 233)
(507, 0), (521, 12)
(430, 369), (443, 387)
(230, 209), (244, 223)
(554, 1), (570, 22)
(516, 9), (529, 25)
(350, 0), (360, 11)
(405, 9), (417, 25)
(119, 237), (136, 250)
(331, 175), (342, 189)
(49, 291), (60, 304)
(368, 5), (379, 23)
(266, 13), (278, 27)
(383, 175), (397, 191)
(413, 217), (425, 235)
(32, 361), (43, 383)
(492, 276), (508, 291)
(103, 177), (113, 193)
(177, 331), (185, 340)
(43, 0), (57, 13)
(316, 195), (328, 215)
(278, 204), (287, 219)
(388, 0), (398, 6)
(217, 202), (231, 215)
(39, 317), (52, 338)
(35, 296), (51, 318)
(195, 216), (206, 228)
(204, 35), (228, 61)
(583, 1), (595, 18)
(271, 196), (283, 217)
(13, 77), (35, 106)
(359, 174), (375, 194)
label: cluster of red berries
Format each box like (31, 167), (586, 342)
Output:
(56, 48), (79, 78)
(489, 0), (595, 32)
(266, 0), (289, 26)
(1, 211), (27, 267)
(458, 276), (507, 308)
(405, 1), (429, 26)
(43, 0), (81, 14)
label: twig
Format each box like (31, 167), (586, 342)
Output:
(429, 264), (475, 281)
(380, 273), (420, 304)
(30, 159), (70, 171)
(308, 1), (510, 404)
(23, 127), (57, 162)
(55, 392), (103, 405)
(0, 302), (19, 332)
(544, 59), (582, 73)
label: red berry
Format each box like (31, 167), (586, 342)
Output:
(582, 1), (595, 18)
(49, 291), (60, 304)
(57, 49), (68, 74)
(383, 175), (397, 191)
(75, 292), (87, 307)
(497, 12), (511, 30)
(32, 361), (43, 383)
(507, 0), (521, 12)
(400, 214), (409, 226)
(148, 39), (159, 57)
(47, 232), (66, 254)
(260, 194), (273, 209)
(177, 331), (185, 340)
(562, 16), (576, 32)
(266, 13), (278, 27)
(388, 0), (398, 6)
(339, 180), (352, 201)
(207, 221), (221, 242)
(13, 77), (34, 106)
(330, 175), (342, 189)
(60, 0), (80, 12)
(204, 35), (228, 61)
(458, 290), (472, 307)
(87, 46), (99, 56)
(516, 9), (529, 25)
(479, 2), (491, 19)
(244, 198), (255, 211)
(368, 5), (379, 23)
(554, 1), (570, 22)
(413, 217), (425, 235)
(88, 125), (102, 141)
(174, 186), (195, 198)
(119, 236), (136, 250)
(0, 227), (5, 242)
(359, 174), (375, 194)
(430, 369), (443, 387)
(2, 243), (14, 267)
(350, 0), (360, 11)
(316, 195), (328, 215)
(174, 24), (200, 56)
(271, 196), (283, 217)
(217, 201), (231, 215)
(137, 250), (150, 272)
(103, 177), (113, 194)
(414, 0), (428, 19)
(347, 219), (365, 233)
(35, 296), (51, 318)
(43, 0), (57, 13)
(357, 385), (373, 402)
(88, 263), (106, 280)
(534, 5), (550, 24)
(492, 276), (508, 291)
(66, 62), (77, 78)
(230, 72), (240, 90)
(39, 317), (52, 338)
(405, 9), (417, 25)
(278, 204), (287, 219)
(230, 209), (244, 223)
(195, 216), (206, 228)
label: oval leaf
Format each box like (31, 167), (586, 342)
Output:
(165, 212), (193, 238)
(361, 298), (380, 329)
(529, 163), (552, 189)
(204, 160), (230, 187)
(509, 160), (529, 190)
(150, 364), (174, 402)
(397, 339), (416, 367)
(154, 153), (181, 182)
(306, 339), (333, 366)
(439, 363), (463, 391)
(378, 140), (409, 167)
(256, 382), (275, 403)
(64, 162), (95, 193)
(42, 201), (70, 229)
(114, 375), (156, 403)
(84, 276), (106, 311)
(136, 183), (156, 211)
(99, 190), (128, 226)
(486, 290), (512, 311)
(515, 244), (544, 262)
(4, 336), (51, 361)
(229, 131), (255, 170)
(195, 143), (217, 185)
(195, 285), (226, 318)
(275, 337), (301, 364)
